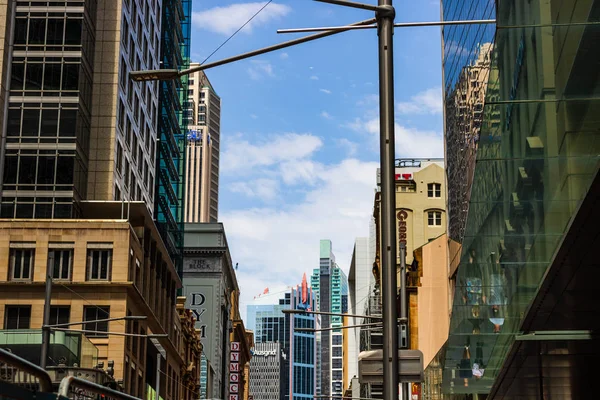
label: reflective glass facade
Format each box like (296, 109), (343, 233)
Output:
(156, 0), (191, 274)
(311, 240), (348, 398)
(290, 286), (317, 400)
(427, 0), (600, 398)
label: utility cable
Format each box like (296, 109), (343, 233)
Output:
(200, 1), (274, 65)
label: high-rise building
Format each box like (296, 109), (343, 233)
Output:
(346, 238), (372, 387)
(247, 275), (317, 400)
(310, 240), (348, 399)
(0, 0), (191, 273)
(184, 66), (221, 223)
(156, 0), (191, 271)
(424, 1), (600, 398)
(249, 342), (282, 400)
(246, 300), (290, 400)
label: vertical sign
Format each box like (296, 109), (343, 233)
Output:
(229, 342), (240, 400)
(411, 383), (421, 400)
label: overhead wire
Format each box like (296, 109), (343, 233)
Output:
(200, 0), (274, 65)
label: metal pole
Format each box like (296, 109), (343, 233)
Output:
(40, 272), (52, 369)
(399, 243), (409, 399)
(377, 1), (399, 400)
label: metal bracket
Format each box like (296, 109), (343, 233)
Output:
(376, 5), (395, 20)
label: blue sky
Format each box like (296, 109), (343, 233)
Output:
(189, 1), (444, 321)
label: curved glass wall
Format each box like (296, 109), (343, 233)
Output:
(428, 1), (600, 398)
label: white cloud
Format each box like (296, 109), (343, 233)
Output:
(230, 178), (279, 201)
(248, 60), (275, 80)
(320, 88), (332, 94)
(320, 111), (332, 119)
(223, 158), (379, 317)
(192, 2), (291, 35)
(250, 114), (258, 119)
(349, 117), (443, 158)
(310, 75), (319, 80)
(279, 159), (322, 185)
(280, 52), (289, 59)
(221, 133), (323, 174)
(335, 138), (358, 156)
(396, 87), (443, 115)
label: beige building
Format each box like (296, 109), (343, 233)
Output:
(0, 203), (200, 399)
(184, 66), (221, 223)
(378, 159), (447, 266)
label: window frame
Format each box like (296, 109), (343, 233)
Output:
(86, 248), (113, 281)
(427, 182), (442, 198)
(4, 305), (31, 329)
(48, 247), (73, 281)
(83, 306), (110, 337)
(427, 210), (442, 226)
(9, 247), (35, 281)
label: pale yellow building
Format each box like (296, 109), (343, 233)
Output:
(380, 159), (447, 267)
(0, 203), (200, 399)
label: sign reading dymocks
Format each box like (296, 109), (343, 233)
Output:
(397, 209), (408, 248)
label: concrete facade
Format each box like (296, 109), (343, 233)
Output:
(183, 223), (245, 400)
(184, 67), (221, 223)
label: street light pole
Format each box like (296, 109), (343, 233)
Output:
(376, 2), (399, 400)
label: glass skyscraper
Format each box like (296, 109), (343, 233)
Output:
(311, 240), (348, 398)
(425, 0), (600, 398)
(247, 275), (317, 400)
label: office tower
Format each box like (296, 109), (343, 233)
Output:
(156, 0), (191, 269)
(247, 275), (317, 400)
(346, 238), (371, 385)
(423, 1), (600, 398)
(0, 0), (191, 271)
(184, 67), (221, 223)
(249, 342), (281, 400)
(310, 240), (348, 398)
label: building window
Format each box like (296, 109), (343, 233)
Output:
(49, 249), (73, 280)
(4, 306), (31, 329)
(49, 306), (70, 326)
(9, 248), (34, 281)
(87, 249), (112, 280)
(83, 306), (110, 337)
(428, 211), (442, 226)
(427, 183), (441, 198)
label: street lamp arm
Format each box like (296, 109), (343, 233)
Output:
(49, 327), (169, 338)
(296, 322), (384, 333)
(130, 17), (377, 81)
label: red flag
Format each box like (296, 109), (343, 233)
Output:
(263, 287), (269, 294)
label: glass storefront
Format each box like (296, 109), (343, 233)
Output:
(428, 1), (600, 398)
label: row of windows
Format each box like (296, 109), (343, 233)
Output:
(4, 305), (109, 337)
(8, 246), (112, 282)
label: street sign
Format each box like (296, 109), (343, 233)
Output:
(358, 349), (424, 383)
